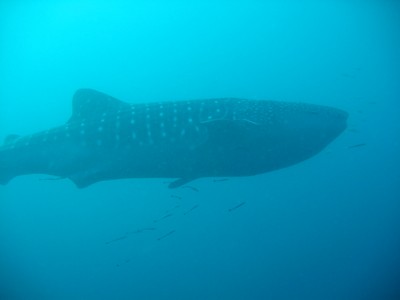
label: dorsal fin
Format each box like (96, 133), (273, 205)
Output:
(68, 89), (130, 123)
(4, 134), (21, 145)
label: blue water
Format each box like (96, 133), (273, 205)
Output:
(1, 1), (399, 299)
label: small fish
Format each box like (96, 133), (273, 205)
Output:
(182, 185), (199, 192)
(170, 195), (182, 200)
(347, 143), (366, 149)
(213, 178), (229, 183)
(228, 202), (246, 212)
(157, 230), (176, 241)
(153, 213), (173, 223)
(105, 235), (128, 245)
(183, 204), (199, 215)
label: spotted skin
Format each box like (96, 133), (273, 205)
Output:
(0, 89), (348, 188)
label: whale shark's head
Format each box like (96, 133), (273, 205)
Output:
(272, 101), (348, 147)
(229, 100), (348, 172)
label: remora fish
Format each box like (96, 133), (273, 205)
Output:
(0, 89), (348, 188)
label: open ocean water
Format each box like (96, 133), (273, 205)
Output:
(0, 1), (399, 299)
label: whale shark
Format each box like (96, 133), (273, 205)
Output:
(0, 89), (348, 188)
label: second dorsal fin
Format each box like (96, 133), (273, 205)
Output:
(68, 89), (130, 123)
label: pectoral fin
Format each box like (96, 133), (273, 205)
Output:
(168, 178), (196, 189)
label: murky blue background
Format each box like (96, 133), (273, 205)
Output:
(1, 1), (399, 299)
